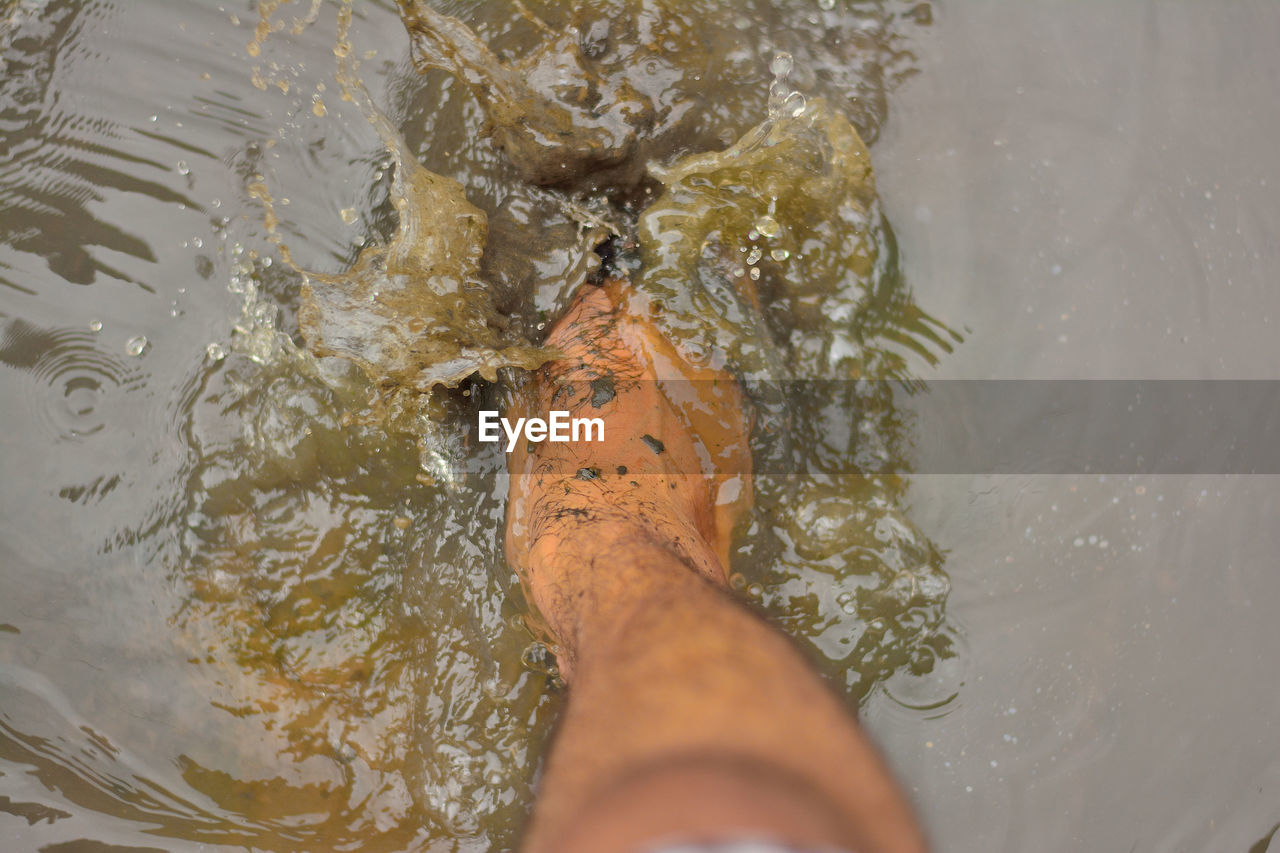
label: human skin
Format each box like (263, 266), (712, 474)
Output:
(505, 278), (928, 853)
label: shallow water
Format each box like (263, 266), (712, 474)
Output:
(1, 1), (1278, 852)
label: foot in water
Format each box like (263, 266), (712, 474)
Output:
(505, 275), (754, 674)
(503, 274), (926, 853)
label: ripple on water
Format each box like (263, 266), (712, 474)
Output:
(880, 623), (969, 719)
(0, 319), (142, 443)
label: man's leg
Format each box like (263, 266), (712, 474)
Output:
(507, 281), (927, 853)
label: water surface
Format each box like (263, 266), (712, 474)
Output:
(1, 1), (1278, 852)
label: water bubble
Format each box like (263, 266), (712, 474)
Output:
(192, 237), (203, 249)
(125, 335), (149, 357)
(88, 319), (102, 333)
(253, 302), (278, 325)
(206, 342), (227, 361)
(176, 160), (190, 176)
(755, 215), (782, 239)
(749, 267), (762, 281)
(746, 246), (764, 265)
(771, 248), (791, 262)
(340, 207), (358, 225)
(916, 571), (950, 599)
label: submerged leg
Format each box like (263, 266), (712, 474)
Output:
(506, 282), (927, 853)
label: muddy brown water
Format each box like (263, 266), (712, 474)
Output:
(1, 1), (1278, 851)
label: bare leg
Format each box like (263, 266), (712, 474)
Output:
(507, 281), (927, 853)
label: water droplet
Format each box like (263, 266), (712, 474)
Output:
(206, 342), (226, 362)
(312, 96), (327, 117)
(192, 237), (203, 249)
(340, 207), (358, 225)
(176, 160), (189, 175)
(771, 248), (790, 261)
(755, 215), (782, 239)
(149, 114), (158, 122)
(769, 52), (794, 79)
(746, 246), (763, 265)
(749, 267), (761, 281)
(125, 335), (149, 357)
(818, 0), (835, 9)
(88, 319), (102, 333)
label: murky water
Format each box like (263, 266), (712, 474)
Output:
(1, 1), (1277, 852)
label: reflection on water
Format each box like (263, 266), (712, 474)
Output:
(0, 0), (199, 290)
(0, 0), (958, 849)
